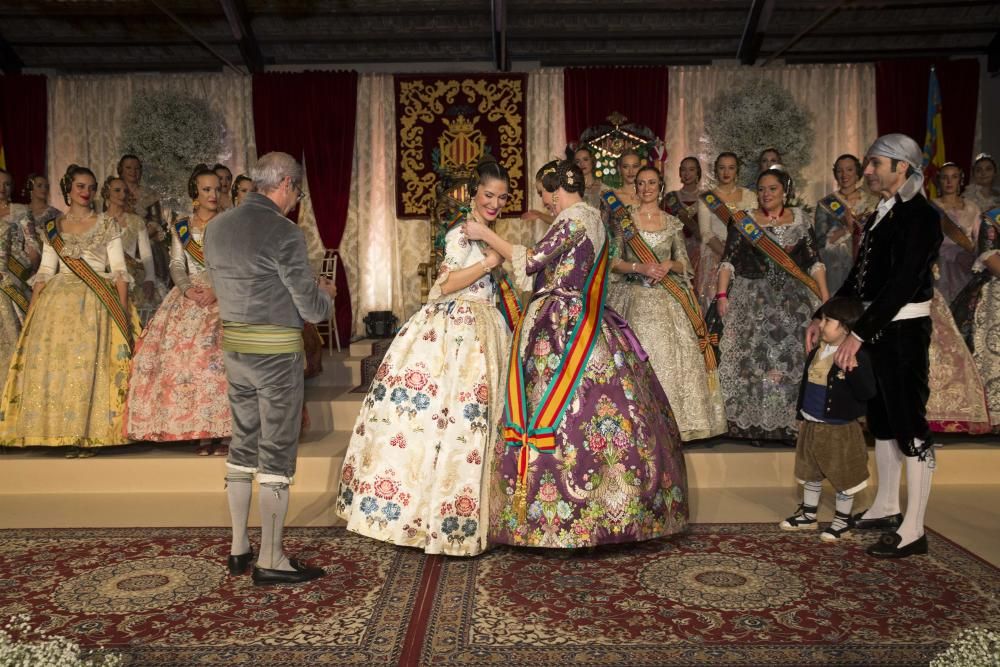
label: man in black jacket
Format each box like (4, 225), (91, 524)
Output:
(805, 133), (942, 558)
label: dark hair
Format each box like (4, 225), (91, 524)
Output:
(570, 145), (594, 160)
(535, 160), (560, 182)
(59, 164), (97, 205)
(187, 163), (218, 200)
(936, 161), (964, 191)
(213, 163), (233, 177)
(117, 154), (141, 176)
(232, 174), (253, 202)
(974, 154), (997, 171)
(679, 156), (703, 181)
(21, 173), (47, 200)
(470, 157), (510, 197)
(714, 151), (740, 176)
(887, 158), (917, 179)
(541, 160), (585, 196)
(818, 297), (864, 333)
(756, 166), (795, 201)
(100, 175), (125, 210)
(617, 149), (641, 168)
(759, 147), (782, 162)
(832, 154), (862, 179)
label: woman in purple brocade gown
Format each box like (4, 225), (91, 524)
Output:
(465, 160), (688, 549)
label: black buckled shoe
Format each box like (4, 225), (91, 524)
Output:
(850, 510), (903, 530)
(227, 550), (254, 575)
(252, 558), (326, 586)
(866, 532), (928, 558)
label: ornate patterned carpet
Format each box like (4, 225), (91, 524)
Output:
(0, 525), (996, 666)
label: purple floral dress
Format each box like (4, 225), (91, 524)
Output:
(489, 201), (688, 548)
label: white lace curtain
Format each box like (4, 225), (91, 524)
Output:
(46, 73), (255, 208)
(664, 63), (879, 204)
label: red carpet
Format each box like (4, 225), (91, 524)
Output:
(0, 525), (996, 666)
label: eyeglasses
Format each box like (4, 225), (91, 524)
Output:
(293, 183), (306, 203)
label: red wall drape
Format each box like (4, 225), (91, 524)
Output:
(875, 58), (980, 176)
(0, 74), (48, 203)
(252, 71), (358, 347)
(564, 66), (669, 144)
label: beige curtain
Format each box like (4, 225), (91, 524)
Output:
(341, 73), (405, 338)
(46, 73), (255, 208)
(526, 68), (567, 209)
(665, 63), (878, 204)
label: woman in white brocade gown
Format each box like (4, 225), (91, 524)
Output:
(336, 161), (513, 556)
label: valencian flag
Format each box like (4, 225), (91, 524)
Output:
(922, 67), (945, 199)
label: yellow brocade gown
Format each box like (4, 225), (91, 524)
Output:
(0, 214), (138, 448)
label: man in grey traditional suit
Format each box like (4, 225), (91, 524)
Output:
(205, 151), (336, 585)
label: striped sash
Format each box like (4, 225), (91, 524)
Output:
(5, 252), (32, 315)
(175, 219), (206, 267)
(817, 193), (849, 224)
(700, 192), (822, 300)
(45, 219), (135, 352)
(503, 229), (610, 521)
(662, 191), (701, 241)
(0, 282), (28, 315)
(929, 201), (977, 253)
(606, 192), (718, 373)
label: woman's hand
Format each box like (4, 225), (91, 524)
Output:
(639, 262), (668, 281)
(521, 210), (545, 222)
(463, 220), (489, 241)
(483, 248), (502, 269)
(184, 286), (215, 307)
(716, 295), (729, 317)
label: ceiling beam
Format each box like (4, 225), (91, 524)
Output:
(736, 0), (775, 65)
(491, 0), (509, 71)
(220, 0), (264, 73)
(149, 0), (243, 75)
(0, 31), (23, 74)
(761, 0), (856, 66)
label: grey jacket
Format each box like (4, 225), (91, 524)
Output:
(204, 192), (332, 328)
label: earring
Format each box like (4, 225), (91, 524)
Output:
(552, 193), (560, 204)
(193, 199), (201, 210)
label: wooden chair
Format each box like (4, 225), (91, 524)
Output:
(316, 249), (341, 353)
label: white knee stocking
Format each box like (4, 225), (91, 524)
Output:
(897, 448), (935, 547)
(862, 438), (903, 519)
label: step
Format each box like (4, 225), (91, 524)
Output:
(304, 385), (365, 433)
(306, 351), (364, 388)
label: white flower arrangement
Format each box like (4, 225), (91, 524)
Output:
(702, 78), (815, 197)
(119, 94), (227, 211)
(930, 627), (1000, 667)
(0, 615), (123, 666)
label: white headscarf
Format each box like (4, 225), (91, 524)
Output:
(865, 133), (924, 202)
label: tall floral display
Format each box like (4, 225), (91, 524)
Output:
(703, 78), (814, 196)
(119, 96), (227, 210)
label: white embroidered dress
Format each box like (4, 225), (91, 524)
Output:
(336, 225), (510, 556)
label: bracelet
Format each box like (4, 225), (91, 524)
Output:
(716, 292), (728, 299)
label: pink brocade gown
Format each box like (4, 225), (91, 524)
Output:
(124, 272), (232, 441)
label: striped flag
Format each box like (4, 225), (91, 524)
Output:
(922, 67), (945, 199)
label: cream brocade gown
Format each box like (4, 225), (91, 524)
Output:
(0, 214), (136, 448)
(0, 221), (34, 390)
(608, 212), (726, 441)
(336, 225), (509, 556)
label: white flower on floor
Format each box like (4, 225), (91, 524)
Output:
(0, 615), (123, 666)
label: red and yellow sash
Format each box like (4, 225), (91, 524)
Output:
(606, 192), (718, 374)
(4, 252), (32, 314)
(662, 190), (701, 242)
(700, 191), (822, 300)
(441, 209), (523, 331)
(45, 219), (135, 352)
(175, 219), (206, 267)
(929, 201), (977, 253)
(503, 228), (609, 521)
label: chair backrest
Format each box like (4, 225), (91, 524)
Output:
(320, 249), (338, 280)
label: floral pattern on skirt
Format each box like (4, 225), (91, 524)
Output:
(336, 299), (508, 556)
(125, 272), (231, 441)
(0, 274), (134, 447)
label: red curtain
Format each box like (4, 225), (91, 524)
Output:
(253, 71), (358, 347)
(0, 74), (48, 203)
(564, 66), (670, 143)
(875, 58), (980, 175)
